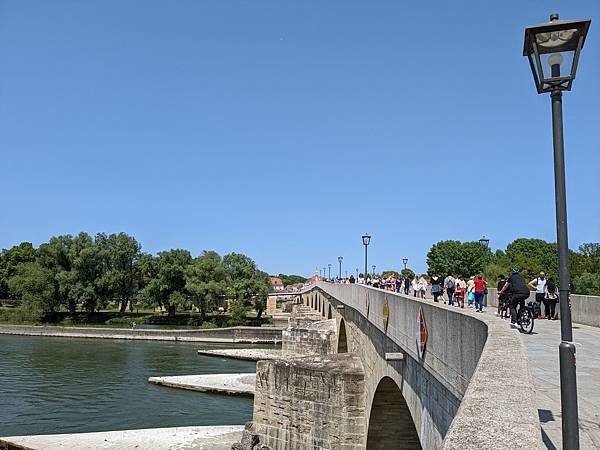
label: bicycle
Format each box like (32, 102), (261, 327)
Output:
(517, 301), (535, 334)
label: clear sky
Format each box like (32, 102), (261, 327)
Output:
(1, 1), (598, 277)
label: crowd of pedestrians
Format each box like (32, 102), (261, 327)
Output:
(327, 268), (566, 324)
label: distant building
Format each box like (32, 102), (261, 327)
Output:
(270, 277), (285, 292)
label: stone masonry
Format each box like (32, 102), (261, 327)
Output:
(282, 319), (337, 356)
(253, 353), (366, 450)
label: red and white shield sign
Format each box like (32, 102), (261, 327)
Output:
(416, 306), (428, 359)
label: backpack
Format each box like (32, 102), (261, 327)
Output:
(446, 278), (455, 289)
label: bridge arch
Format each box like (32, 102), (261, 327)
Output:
(337, 318), (348, 353)
(367, 376), (421, 449)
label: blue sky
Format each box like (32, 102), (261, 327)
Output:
(1, 1), (598, 277)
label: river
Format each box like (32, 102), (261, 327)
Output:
(0, 334), (259, 437)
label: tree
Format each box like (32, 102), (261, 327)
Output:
(573, 272), (600, 296)
(427, 240), (491, 277)
(138, 249), (192, 317)
(9, 263), (59, 321)
(505, 238), (558, 282)
(0, 242), (36, 299)
(276, 274), (307, 286)
(228, 299), (247, 327)
(223, 253), (270, 319)
(98, 233), (142, 315)
(185, 251), (227, 322)
(381, 270), (401, 278)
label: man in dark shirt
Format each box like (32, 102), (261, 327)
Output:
(499, 269), (531, 324)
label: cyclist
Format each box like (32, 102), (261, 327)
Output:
(498, 268), (531, 325)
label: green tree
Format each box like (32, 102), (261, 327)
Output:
(8, 263), (59, 321)
(381, 270), (401, 278)
(0, 242), (36, 299)
(276, 274), (307, 286)
(505, 238), (558, 282)
(185, 251), (227, 322)
(97, 233), (142, 315)
(401, 268), (415, 279)
(427, 240), (491, 277)
(228, 299), (247, 326)
(573, 272), (600, 296)
(223, 253), (269, 319)
(138, 249), (192, 317)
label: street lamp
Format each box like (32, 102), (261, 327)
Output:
(362, 233), (371, 282)
(372, 265), (376, 276)
(524, 13), (591, 449)
(323, 267), (326, 281)
(338, 256), (343, 279)
(328, 263), (331, 281)
(355, 268), (359, 279)
(402, 258), (408, 270)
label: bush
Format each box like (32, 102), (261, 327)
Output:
(200, 321), (218, 329)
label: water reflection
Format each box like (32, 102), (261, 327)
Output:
(0, 335), (262, 436)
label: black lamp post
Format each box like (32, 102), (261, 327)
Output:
(372, 265), (376, 276)
(524, 13), (591, 450)
(355, 268), (359, 279)
(362, 233), (371, 282)
(479, 236), (490, 277)
(323, 267), (326, 281)
(402, 258), (408, 270)
(338, 256), (343, 279)
(328, 264), (331, 281)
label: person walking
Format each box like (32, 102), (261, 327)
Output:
(545, 278), (558, 320)
(473, 274), (487, 312)
(496, 275), (509, 318)
(430, 274), (442, 302)
(455, 276), (466, 308)
(411, 277), (420, 297)
(404, 276), (410, 295)
(419, 276), (427, 299)
(528, 272), (547, 319)
(466, 276), (476, 308)
(444, 273), (456, 306)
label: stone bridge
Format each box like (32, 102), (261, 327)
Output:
(241, 282), (544, 449)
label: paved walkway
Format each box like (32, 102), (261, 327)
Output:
(478, 309), (600, 449)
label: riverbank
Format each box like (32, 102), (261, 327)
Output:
(0, 324), (283, 343)
(0, 425), (244, 450)
(149, 373), (256, 397)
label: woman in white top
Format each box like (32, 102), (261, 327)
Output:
(411, 277), (420, 297)
(419, 276), (427, 299)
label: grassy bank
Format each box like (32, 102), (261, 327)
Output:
(0, 307), (271, 328)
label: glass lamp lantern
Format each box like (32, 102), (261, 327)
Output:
(362, 234), (371, 246)
(479, 236), (490, 249)
(523, 14), (591, 93)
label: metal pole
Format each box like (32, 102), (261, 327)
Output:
(339, 260), (342, 279)
(328, 264), (331, 280)
(364, 245), (368, 284)
(551, 88), (579, 450)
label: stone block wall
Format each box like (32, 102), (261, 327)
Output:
(282, 319), (337, 356)
(253, 354), (366, 449)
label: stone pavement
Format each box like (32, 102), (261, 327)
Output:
(148, 373), (256, 396)
(478, 308), (600, 449)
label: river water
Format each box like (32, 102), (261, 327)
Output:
(0, 334), (259, 437)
